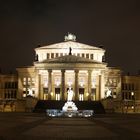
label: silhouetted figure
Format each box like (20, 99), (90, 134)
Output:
(69, 47), (72, 55)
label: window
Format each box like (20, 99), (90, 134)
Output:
(8, 91), (10, 98)
(43, 88), (48, 94)
(55, 94), (60, 101)
(79, 88), (84, 101)
(8, 82), (11, 88)
(132, 83), (134, 90)
(128, 84), (131, 90)
(82, 53), (84, 58)
(55, 88), (60, 100)
(47, 53), (50, 59)
(77, 53), (80, 57)
(4, 82), (8, 89)
(79, 94), (84, 101)
(122, 92), (124, 99)
(90, 54), (94, 59)
(86, 54), (89, 59)
(23, 77), (26, 86)
(51, 53), (54, 58)
(23, 88), (26, 93)
(12, 82), (15, 88)
(31, 78), (35, 85)
(122, 83), (124, 90)
(27, 78), (31, 85)
(56, 53), (59, 57)
(14, 90), (17, 98)
(125, 92), (127, 99)
(15, 82), (18, 88)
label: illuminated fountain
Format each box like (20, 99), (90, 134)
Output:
(46, 87), (93, 117)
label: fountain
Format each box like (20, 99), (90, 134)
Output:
(46, 87), (93, 117)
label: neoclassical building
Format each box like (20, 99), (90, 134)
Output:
(16, 33), (122, 101)
(0, 33), (140, 112)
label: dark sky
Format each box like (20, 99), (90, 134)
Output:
(0, 0), (140, 74)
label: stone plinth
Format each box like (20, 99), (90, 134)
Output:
(62, 101), (78, 112)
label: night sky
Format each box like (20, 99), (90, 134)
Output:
(0, 0), (140, 74)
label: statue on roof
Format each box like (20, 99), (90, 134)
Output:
(64, 33), (76, 41)
(69, 47), (72, 55)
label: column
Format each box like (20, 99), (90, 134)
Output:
(75, 70), (79, 100)
(61, 70), (65, 100)
(88, 70), (92, 101)
(48, 69), (52, 100)
(38, 74), (42, 100)
(99, 75), (101, 100)
(99, 74), (105, 100)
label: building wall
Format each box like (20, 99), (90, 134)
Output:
(122, 75), (140, 100)
(16, 67), (36, 99)
(0, 74), (18, 100)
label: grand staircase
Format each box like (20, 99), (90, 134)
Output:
(34, 100), (105, 114)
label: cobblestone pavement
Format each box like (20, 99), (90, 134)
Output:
(0, 113), (140, 140)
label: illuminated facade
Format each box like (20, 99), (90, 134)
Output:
(0, 33), (140, 112)
(17, 33), (122, 101)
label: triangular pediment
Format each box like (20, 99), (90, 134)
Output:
(35, 41), (104, 51)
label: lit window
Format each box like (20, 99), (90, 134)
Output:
(32, 78), (35, 85)
(23, 77), (26, 86)
(79, 94), (84, 101)
(23, 88), (26, 93)
(56, 94), (60, 100)
(28, 78), (31, 85)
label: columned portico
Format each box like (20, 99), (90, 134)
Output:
(31, 33), (112, 102)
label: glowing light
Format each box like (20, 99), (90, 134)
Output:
(131, 92), (134, 96)
(86, 93), (89, 96)
(55, 78), (60, 86)
(23, 93), (26, 98)
(79, 78), (84, 87)
(67, 78), (72, 87)
(51, 92), (53, 96)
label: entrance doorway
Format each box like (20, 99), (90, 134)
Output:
(79, 88), (84, 101)
(55, 88), (60, 100)
(43, 88), (48, 100)
(91, 88), (96, 101)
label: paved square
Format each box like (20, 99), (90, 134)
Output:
(0, 113), (140, 140)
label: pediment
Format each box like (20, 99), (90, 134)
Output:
(35, 41), (104, 51)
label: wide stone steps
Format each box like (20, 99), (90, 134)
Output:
(34, 100), (105, 114)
